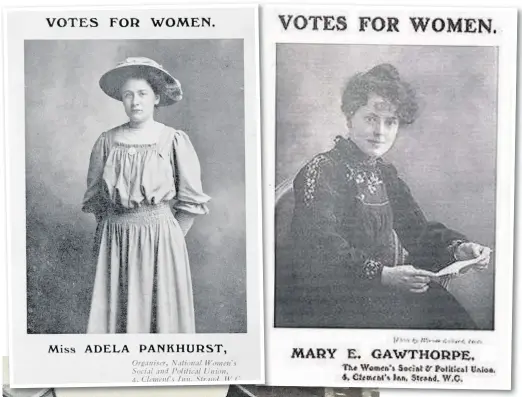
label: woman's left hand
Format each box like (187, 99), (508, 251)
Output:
(454, 242), (491, 272)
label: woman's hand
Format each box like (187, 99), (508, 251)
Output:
(381, 265), (436, 294)
(454, 242), (491, 272)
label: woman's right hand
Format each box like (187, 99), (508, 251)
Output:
(381, 265), (436, 294)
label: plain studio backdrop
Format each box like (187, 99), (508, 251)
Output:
(25, 39), (246, 333)
(276, 44), (497, 329)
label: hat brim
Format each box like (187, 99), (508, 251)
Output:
(99, 63), (182, 106)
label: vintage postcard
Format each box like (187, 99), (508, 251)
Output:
(262, 5), (516, 390)
(5, 5), (263, 387)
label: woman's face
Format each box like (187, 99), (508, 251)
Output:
(120, 78), (160, 124)
(348, 93), (400, 158)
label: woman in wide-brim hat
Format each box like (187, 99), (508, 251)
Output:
(82, 57), (210, 333)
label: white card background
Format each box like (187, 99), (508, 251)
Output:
(4, 5), (263, 388)
(262, 4), (516, 391)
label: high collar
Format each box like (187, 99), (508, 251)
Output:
(333, 136), (380, 167)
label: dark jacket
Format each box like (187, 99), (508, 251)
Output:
(275, 137), (474, 329)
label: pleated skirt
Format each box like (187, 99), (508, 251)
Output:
(87, 203), (195, 333)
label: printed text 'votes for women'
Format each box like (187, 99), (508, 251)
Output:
(45, 17), (215, 28)
(278, 15), (497, 34)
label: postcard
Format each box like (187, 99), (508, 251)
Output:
(262, 4), (516, 390)
(5, 5), (263, 387)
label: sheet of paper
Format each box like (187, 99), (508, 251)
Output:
(435, 249), (491, 277)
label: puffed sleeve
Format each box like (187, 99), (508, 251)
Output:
(382, 162), (467, 272)
(290, 155), (385, 289)
(171, 130), (211, 215)
(82, 132), (109, 217)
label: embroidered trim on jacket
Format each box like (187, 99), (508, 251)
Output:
(303, 155), (328, 207)
(355, 194), (390, 206)
(345, 163), (384, 194)
(362, 258), (383, 280)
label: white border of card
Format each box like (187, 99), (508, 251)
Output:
(5, 5), (263, 388)
(262, 5), (516, 390)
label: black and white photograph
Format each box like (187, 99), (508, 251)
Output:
(227, 386), (379, 397)
(262, 5), (516, 390)
(27, 42), (245, 336)
(274, 47), (495, 331)
(6, 6), (263, 387)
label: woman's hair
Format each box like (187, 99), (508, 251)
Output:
(117, 66), (168, 102)
(341, 63), (419, 125)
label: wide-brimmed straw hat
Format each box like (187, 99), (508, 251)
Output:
(99, 57), (182, 106)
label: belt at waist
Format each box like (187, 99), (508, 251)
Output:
(105, 202), (174, 224)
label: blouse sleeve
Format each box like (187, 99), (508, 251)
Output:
(383, 163), (467, 272)
(82, 132), (109, 217)
(171, 130), (211, 215)
(290, 155), (385, 289)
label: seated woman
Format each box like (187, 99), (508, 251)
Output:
(275, 63), (490, 330)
